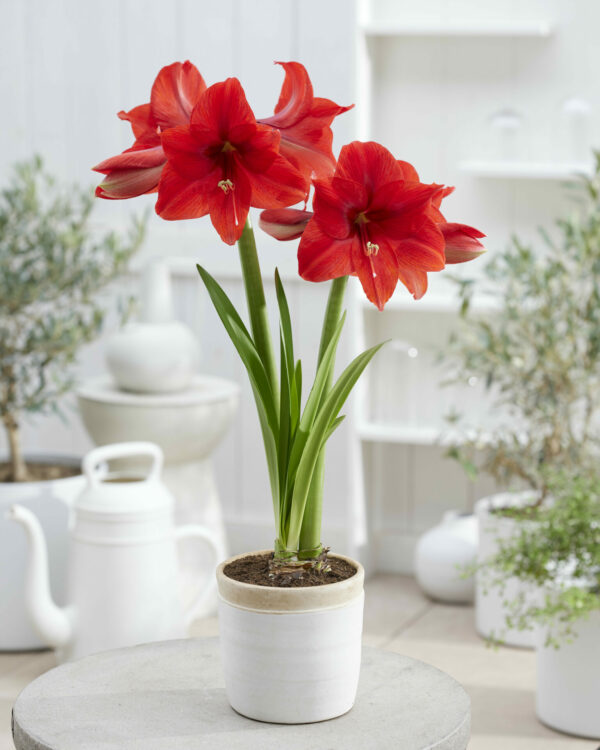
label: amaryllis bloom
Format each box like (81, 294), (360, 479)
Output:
(155, 78), (308, 245)
(260, 149), (486, 309)
(93, 61), (206, 199)
(258, 62), (353, 183)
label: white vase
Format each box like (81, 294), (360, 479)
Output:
(475, 492), (539, 647)
(536, 612), (600, 738)
(106, 260), (199, 393)
(414, 511), (478, 604)
(216, 551), (364, 724)
(0, 456), (85, 650)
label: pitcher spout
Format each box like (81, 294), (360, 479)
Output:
(7, 505), (73, 649)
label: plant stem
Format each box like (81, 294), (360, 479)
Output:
(298, 275), (348, 558)
(237, 218), (279, 404)
(3, 412), (28, 482)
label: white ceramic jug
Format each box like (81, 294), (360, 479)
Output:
(8, 442), (219, 662)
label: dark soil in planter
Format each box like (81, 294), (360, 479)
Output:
(224, 552), (357, 588)
(0, 462), (80, 483)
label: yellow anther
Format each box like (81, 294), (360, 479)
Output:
(218, 179), (235, 194)
(365, 241), (379, 256)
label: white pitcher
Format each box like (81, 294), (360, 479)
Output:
(7, 442), (220, 662)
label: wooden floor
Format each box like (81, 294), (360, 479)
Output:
(1, 575), (597, 750)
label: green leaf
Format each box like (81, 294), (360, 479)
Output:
(286, 312), (346, 486)
(197, 264), (280, 519)
(286, 340), (386, 548)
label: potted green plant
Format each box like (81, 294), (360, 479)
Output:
(488, 470), (600, 738)
(0, 156), (144, 649)
(94, 59), (484, 723)
(446, 156), (600, 646)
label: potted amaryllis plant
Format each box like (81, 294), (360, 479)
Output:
(94, 59), (484, 724)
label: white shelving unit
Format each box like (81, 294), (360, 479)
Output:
(361, 20), (554, 38)
(459, 160), (593, 180)
(351, 0), (571, 573)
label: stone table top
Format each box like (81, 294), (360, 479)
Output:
(12, 638), (470, 750)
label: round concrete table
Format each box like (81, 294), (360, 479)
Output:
(12, 638), (470, 750)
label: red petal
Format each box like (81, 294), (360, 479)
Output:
(155, 163), (212, 220)
(209, 165), (251, 244)
(310, 97), (354, 121)
(351, 236), (399, 311)
(118, 103), (159, 146)
(278, 129), (337, 180)
(191, 78), (256, 143)
(95, 164), (163, 199)
(385, 216), (446, 272)
(150, 61), (206, 130)
(242, 154), (308, 209)
(260, 61), (313, 128)
(337, 142), (403, 197)
(369, 180), (441, 228)
(259, 65), (353, 181)
(93, 145), (165, 174)
(396, 265), (429, 300)
(259, 208), (312, 241)
(239, 125), (279, 173)
(298, 218), (354, 281)
(440, 222), (486, 264)
(395, 160), (420, 182)
(313, 177), (366, 240)
(160, 126), (218, 183)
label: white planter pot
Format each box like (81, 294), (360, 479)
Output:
(414, 510), (478, 604)
(216, 551), (364, 724)
(475, 492), (539, 648)
(0, 456), (85, 650)
(536, 612), (600, 738)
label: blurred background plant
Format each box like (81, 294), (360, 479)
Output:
(0, 156), (146, 482)
(444, 152), (600, 499)
(486, 469), (600, 646)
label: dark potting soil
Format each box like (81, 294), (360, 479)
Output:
(223, 552), (357, 588)
(0, 462), (80, 483)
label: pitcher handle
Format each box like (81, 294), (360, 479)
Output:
(174, 524), (221, 627)
(82, 442), (163, 487)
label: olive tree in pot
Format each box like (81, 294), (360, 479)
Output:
(489, 471), (600, 738)
(0, 156), (144, 649)
(446, 157), (600, 647)
(94, 59), (485, 723)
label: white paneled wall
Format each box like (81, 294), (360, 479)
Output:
(0, 0), (358, 554)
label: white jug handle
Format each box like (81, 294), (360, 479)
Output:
(82, 442), (163, 487)
(175, 525), (222, 627)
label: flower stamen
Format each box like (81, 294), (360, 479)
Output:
(218, 179), (235, 194)
(365, 241), (379, 256)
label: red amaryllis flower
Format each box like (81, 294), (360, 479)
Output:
(297, 141), (447, 309)
(93, 61), (206, 199)
(258, 62), (353, 183)
(156, 77), (308, 245)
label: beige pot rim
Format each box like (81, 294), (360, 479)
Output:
(216, 549), (365, 613)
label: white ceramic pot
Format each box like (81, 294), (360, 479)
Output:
(414, 511), (478, 604)
(0, 456), (85, 650)
(216, 551), (364, 724)
(536, 612), (600, 738)
(106, 260), (199, 393)
(475, 492), (539, 647)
